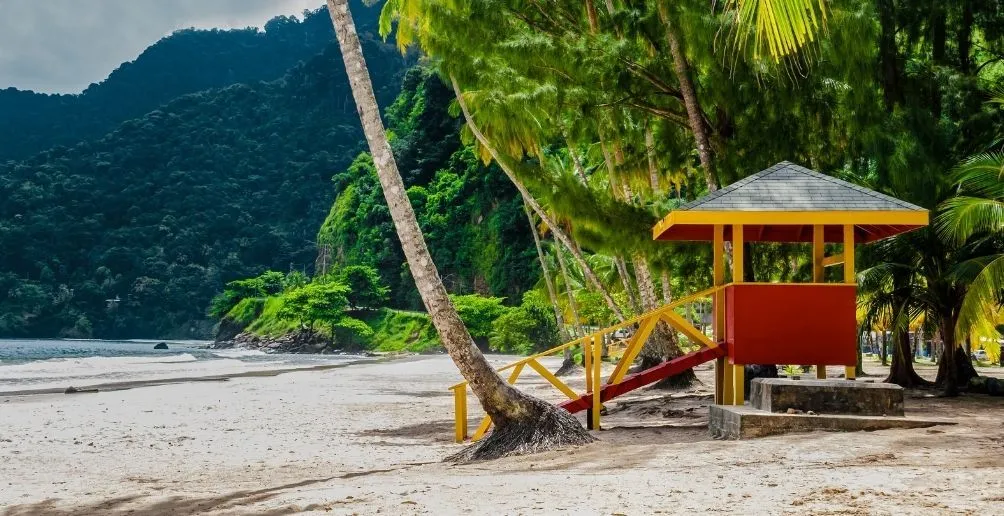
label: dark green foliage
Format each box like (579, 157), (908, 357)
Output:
(336, 265), (390, 309)
(0, 17), (410, 339)
(0, 2), (386, 162)
(208, 270), (287, 318)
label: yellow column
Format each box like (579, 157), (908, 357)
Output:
(713, 224), (731, 404)
(732, 362), (745, 406)
(813, 224), (827, 380)
(452, 385), (467, 443)
(591, 334), (602, 430)
(732, 224), (745, 404)
(844, 224), (857, 381)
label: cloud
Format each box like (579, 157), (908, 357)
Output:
(0, 0), (324, 93)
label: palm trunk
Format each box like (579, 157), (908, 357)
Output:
(659, 9), (717, 192)
(450, 76), (625, 322)
(328, 0), (592, 460)
(885, 328), (931, 388)
(935, 313), (978, 394)
(880, 331), (888, 366)
(660, 270), (671, 304)
(524, 203), (568, 343)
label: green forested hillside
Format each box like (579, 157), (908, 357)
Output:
(0, 27), (410, 338)
(0, 1), (381, 163)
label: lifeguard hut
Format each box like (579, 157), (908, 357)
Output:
(652, 161), (928, 405)
(449, 161), (929, 442)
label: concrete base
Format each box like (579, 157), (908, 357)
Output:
(709, 404), (952, 440)
(750, 378), (904, 416)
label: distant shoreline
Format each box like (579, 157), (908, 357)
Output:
(0, 353), (415, 398)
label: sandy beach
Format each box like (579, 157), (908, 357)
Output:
(2, 355), (1003, 515)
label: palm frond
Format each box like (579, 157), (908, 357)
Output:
(956, 254), (1004, 342)
(725, 0), (828, 61)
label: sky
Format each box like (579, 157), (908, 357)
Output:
(0, 0), (324, 94)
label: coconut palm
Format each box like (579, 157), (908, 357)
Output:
(325, 0), (593, 460)
(937, 151), (1004, 347)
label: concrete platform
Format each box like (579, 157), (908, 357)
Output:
(709, 404), (953, 440)
(750, 378), (904, 416)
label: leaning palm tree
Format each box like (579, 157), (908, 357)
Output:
(325, 0), (593, 461)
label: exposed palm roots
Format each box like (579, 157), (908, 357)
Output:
(446, 398), (595, 463)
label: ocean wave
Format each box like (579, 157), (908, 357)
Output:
(0, 353), (199, 375)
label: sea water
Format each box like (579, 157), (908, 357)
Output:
(0, 339), (359, 391)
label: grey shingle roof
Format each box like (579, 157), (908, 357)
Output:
(679, 161), (925, 212)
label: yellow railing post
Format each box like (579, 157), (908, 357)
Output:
(451, 385), (468, 443)
(591, 333), (602, 430)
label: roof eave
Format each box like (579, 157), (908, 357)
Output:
(652, 210), (930, 241)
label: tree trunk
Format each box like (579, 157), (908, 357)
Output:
(880, 331), (888, 366)
(959, 0), (973, 72)
(633, 254), (697, 388)
(644, 123), (661, 196)
(660, 270), (672, 305)
(885, 329), (931, 388)
(878, 0), (902, 111)
(556, 246), (585, 339)
(659, 8), (716, 192)
(328, 0), (593, 460)
(561, 131), (590, 184)
(450, 77), (625, 323)
(935, 315), (960, 396)
(524, 203), (568, 343)
(614, 256), (641, 313)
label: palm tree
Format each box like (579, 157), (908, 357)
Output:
(937, 151), (1004, 350)
(325, 0), (593, 460)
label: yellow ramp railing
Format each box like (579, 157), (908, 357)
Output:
(449, 286), (721, 442)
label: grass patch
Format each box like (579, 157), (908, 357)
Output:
(357, 308), (441, 353)
(243, 296), (300, 337)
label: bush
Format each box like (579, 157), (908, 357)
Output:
(451, 294), (507, 340)
(489, 291), (559, 355)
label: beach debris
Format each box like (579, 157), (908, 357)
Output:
(63, 386), (98, 394)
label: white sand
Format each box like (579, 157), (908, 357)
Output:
(2, 355), (1003, 515)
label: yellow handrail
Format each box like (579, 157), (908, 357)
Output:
(448, 285), (724, 442)
(448, 284), (721, 391)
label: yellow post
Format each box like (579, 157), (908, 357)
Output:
(732, 224), (744, 283)
(452, 385), (468, 443)
(732, 362), (745, 405)
(730, 223), (745, 405)
(844, 224), (857, 381)
(712, 224), (728, 404)
(813, 224), (827, 380)
(591, 333), (602, 430)
(583, 339), (593, 393)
